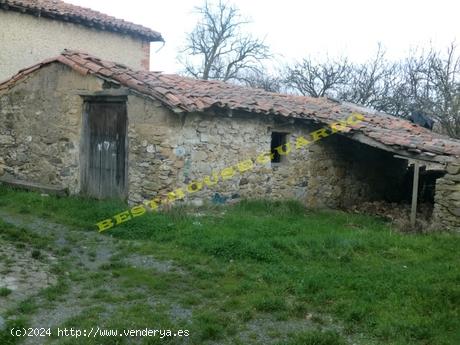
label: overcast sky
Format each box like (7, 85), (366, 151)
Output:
(67, 0), (459, 73)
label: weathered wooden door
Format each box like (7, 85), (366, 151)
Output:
(81, 98), (127, 199)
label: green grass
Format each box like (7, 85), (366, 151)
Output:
(0, 317), (27, 345)
(0, 185), (127, 229)
(0, 286), (12, 297)
(0, 218), (53, 249)
(0, 186), (459, 345)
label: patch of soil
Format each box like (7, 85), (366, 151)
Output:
(225, 313), (347, 345)
(0, 210), (194, 337)
(0, 241), (57, 313)
(123, 254), (185, 274)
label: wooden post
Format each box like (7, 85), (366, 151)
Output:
(410, 161), (420, 227)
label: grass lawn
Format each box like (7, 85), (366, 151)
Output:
(0, 185), (459, 345)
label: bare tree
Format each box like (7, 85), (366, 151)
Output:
(338, 45), (400, 110)
(240, 69), (283, 93)
(281, 43), (460, 137)
(394, 44), (460, 136)
(393, 48), (438, 117)
(423, 44), (460, 137)
(284, 46), (399, 106)
(283, 56), (350, 97)
(179, 0), (270, 82)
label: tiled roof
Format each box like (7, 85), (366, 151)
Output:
(1, 50), (460, 162)
(1, 0), (163, 41)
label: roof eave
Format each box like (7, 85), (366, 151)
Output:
(348, 132), (456, 164)
(0, 3), (163, 42)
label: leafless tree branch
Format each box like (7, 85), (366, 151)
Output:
(179, 0), (271, 82)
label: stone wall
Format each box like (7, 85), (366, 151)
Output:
(126, 103), (311, 205)
(0, 10), (150, 81)
(307, 135), (408, 208)
(433, 161), (460, 231)
(0, 63), (104, 193)
(126, 99), (408, 208)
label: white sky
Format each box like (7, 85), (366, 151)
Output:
(67, 0), (459, 73)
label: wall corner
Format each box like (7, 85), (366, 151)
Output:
(432, 159), (460, 232)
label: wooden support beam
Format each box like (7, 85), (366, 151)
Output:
(0, 177), (68, 196)
(393, 154), (447, 170)
(410, 161), (420, 227)
(351, 133), (454, 164)
(78, 89), (129, 98)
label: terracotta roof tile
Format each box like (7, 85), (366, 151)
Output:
(1, 49), (460, 161)
(1, 0), (163, 41)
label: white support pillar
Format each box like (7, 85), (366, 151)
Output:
(410, 161), (420, 227)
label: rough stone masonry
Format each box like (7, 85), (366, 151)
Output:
(433, 160), (460, 231)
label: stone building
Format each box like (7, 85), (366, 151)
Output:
(1, 50), (460, 230)
(0, 0), (163, 81)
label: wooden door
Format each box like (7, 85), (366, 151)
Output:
(81, 98), (127, 199)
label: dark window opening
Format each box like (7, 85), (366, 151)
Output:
(271, 132), (287, 163)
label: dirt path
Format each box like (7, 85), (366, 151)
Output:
(0, 210), (192, 345)
(0, 210), (115, 270)
(0, 240), (57, 313)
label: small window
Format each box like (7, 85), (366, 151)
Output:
(271, 132), (287, 163)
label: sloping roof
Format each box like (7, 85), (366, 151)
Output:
(1, 0), (163, 41)
(1, 50), (460, 163)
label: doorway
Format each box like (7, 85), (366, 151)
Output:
(80, 97), (128, 199)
